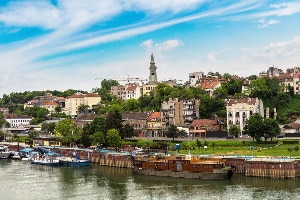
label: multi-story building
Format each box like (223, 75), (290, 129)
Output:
(146, 112), (162, 137)
(161, 98), (184, 134)
(63, 93), (101, 117)
(189, 72), (204, 86)
(40, 101), (59, 114)
(182, 99), (200, 126)
(142, 83), (157, 96)
(122, 112), (148, 136)
(225, 97), (264, 132)
(111, 83), (142, 100)
(196, 78), (227, 96)
(5, 114), (32, 127)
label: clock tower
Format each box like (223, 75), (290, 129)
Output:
(148, 53), (158, 84)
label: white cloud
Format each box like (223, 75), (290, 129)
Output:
(124, 0), (208, 15)
(257, 18), (281, 28)
(0, 1), (60, 29)
(264, 36), (300, 57)
(270, 2), (300, 16)
(140, 39), (184, 55)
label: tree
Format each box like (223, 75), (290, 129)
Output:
(228, 125), (241, 138)
(196, 139), (202, 153)
(55, 106), (61, 113)
(263, 118), (280, 141)
(105, 110), (123, 133)
(243, 113), (264, 142)
(123, 99), (139, 112)
(166, 124), (179, 141)
(91, 131), (105, 146)
(106, 129), (122, 148)
(77, 104), (90, 114)
(120, 124), (135, 139)
(80, 124), (92, 147)
(54, 118), (82, 146)
(41, 122), (56, 134)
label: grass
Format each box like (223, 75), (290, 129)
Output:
(168, 139), (300, 158)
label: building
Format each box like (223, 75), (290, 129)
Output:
(148, 54), (158, 84)
(225, 97), (264, 132)
(40, 101), (59, 114)
(5, 114), (32, 128)
(161, 98), (184, 134)
(182, 99), (200, 126)
(142, 83), (157, 96)
(146, 112), (162, 137)
(189, 119), (221, 138)
(0, 108), (9, 114)
(189, 72), (204, 86)
(196, 78), (227, 96)
(63, 93), (101, 117)
(122, 112), (148, 137)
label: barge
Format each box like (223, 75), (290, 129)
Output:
(132, 154), (236, 179)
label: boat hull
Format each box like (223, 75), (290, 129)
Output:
(59, 157), (91, 167)
(31, 159), (60, 166)
(0, 152), (11, 159)
(132, 168), (232, 179)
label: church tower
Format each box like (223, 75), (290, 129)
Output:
(148, 53), (158, 84)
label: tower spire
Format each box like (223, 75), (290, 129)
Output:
(148, 53), (157, 84)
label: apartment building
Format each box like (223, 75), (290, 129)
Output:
(63, 93), (101, 117)
(225, 97), (264, 132)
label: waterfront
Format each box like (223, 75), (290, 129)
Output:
(1, 159), (300, 200)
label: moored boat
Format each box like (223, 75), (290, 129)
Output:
(0, 145), (12, 159)
(58, 152), (91, 167)
(132, 154), (236, 180)
(31, 156), (60, 166)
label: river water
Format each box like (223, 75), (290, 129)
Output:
(1, 159), (300, 200)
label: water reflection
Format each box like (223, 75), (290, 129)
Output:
(1, 160), (300, 200)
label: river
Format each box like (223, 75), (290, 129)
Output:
(1, 159), (300, 200)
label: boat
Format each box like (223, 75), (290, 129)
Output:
(58, 152), (91, 167)
(10, 151), (22, 160)
(132, 154), (236, 180)
(31, 155), (60, 166)
(0, 145), (12, 159)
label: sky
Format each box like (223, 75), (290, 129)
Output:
(1, 0), (300, 97)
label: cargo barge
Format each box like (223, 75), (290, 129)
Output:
(132, 154), (236, 179)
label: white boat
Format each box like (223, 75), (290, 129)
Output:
(31, 156), (60, 166)
(0, 145), (11, 159)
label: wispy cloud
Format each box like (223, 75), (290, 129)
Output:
(141, 39), (184, 54)
(257, 18), (281, 28)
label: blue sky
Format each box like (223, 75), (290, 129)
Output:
(1, 0), (300, 96)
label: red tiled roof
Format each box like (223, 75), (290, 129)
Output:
(147, 112), (161, 121)
(191, 119), (217, 127)
(40, 101), (59, 106)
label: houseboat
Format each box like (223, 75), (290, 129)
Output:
(132, 154), (236, 179)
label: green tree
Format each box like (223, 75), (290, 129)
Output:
(41, 122), (56, 134)
(243, 113), (264, 142)
(80, 123), (92, 147)
(199, 95), (225, 119)
(106, 129), (122, 148)
(228, 125), (241, 138)
(77, 104), (90, 114)
(120, 124), (135, 139)
(54, 118), (82, 146)
(123, 99), (139, 112)
(55, 106), (61, 113)
(263, 118), (280, 141)
(92, 131), (105, 146)
(105, 110), (123, 133)
(166, 124), (179, 141)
